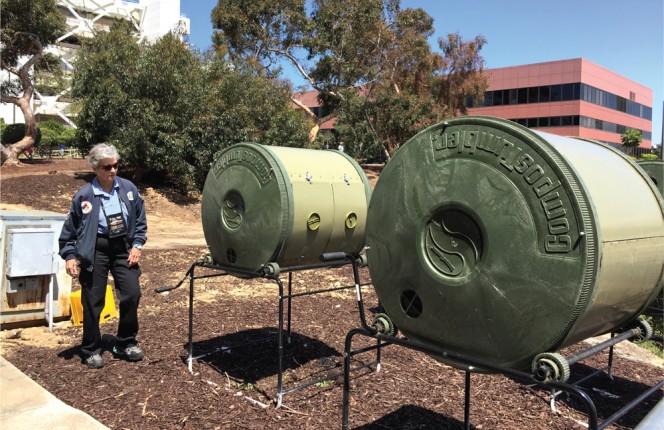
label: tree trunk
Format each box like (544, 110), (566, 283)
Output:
(1, 104), (37, 166)
(309, 123), (320, 143)
(2, 136), (34, 166)
(1, 33), (42, 166)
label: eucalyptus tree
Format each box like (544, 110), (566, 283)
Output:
(212, 0), (488, 159)
(212, 0), (397, 141)
(0, 0), (66, 165)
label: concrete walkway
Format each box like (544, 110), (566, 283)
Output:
(0, 356), (109, 430)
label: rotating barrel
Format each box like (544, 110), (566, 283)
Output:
(202, 143), (372, 272)
(366, 116), (664, 371)
(637, 158), (664, 315)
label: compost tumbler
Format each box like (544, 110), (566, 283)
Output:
(636, 158), (664, 315)
(201, 143), (372, 273)
(366, 116), (664, 371)
(638, 159), (664, 196)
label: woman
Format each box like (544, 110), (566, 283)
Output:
(59, 143), (147, 369)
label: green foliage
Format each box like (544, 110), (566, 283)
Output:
(335, 89), (443, 162)
(212, 0), (488, 157)
(314, 131), (336, 150)
(639, 153), (659, 160)
(0, 0), (66, 67)
(620, 129), (643, 148)
(73, 26), (310, 193)
(639, 314), (663, 359)
(313, 379), (335, 388)
(435, 33), (488, 114)
(38, 120), (74, 153)
(1, 123), (41, 146)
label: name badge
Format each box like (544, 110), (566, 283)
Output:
(106, 212), (128, 238)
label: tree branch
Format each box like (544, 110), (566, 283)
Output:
(265, 45), (345, 102)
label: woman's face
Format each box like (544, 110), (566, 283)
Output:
(95, 157), (119, 183)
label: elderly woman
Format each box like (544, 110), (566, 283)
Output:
(59, 143), (147, 369)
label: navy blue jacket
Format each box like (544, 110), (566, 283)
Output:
(59, 177), (147, 271)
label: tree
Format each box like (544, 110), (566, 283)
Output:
(0, 0), (66, 165)
(212, 0), (399, 142)
(435, 32), (488, 115)
(211, 1), (488, 157)
(334, 27), (487, 161)
(73, 25), (310, 192)
(621, 128), (643, 155)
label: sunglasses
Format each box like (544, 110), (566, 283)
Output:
(100, 163), (119, 171)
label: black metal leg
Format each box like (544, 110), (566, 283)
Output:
(178, 256), (377, 407)
(187, 265), (195, 373)
(464, 371), (471, 430)
(342, 328), (364, 430)
(276, 277), (285, 408)
(608, 334), (615, 380)
(287, 271), (293, 342)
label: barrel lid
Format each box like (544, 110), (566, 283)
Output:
(366, 116), (599, 370)
(201, 143), (293, 272)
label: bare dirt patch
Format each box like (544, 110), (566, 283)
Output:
(1, 158), (204, 249)
(0, 158), (662, 430)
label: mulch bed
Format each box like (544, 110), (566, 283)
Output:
(1, 159), (662, 429)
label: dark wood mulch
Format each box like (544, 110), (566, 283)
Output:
(3, 248), (662, 430)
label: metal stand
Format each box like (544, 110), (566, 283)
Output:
(341, 316), (663, 430)
(157, 252), (380, 407)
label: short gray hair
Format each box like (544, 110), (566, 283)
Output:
(86, 143), (120, 169)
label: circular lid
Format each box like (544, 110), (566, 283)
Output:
(366, 116), (598, 370)
(201, 143), (293, 272)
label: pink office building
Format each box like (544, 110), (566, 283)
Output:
(468, 58), (653, 148)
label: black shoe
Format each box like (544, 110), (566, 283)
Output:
(112, 344), (144, 361)
(85, 354), (104, 369)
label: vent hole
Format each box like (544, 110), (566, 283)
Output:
(400, 290), (423, 318)
(226, 248), (237, 263)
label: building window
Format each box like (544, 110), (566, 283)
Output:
(528, 87), (539, 103)
(561, 83), (574, 101)
(550, 85), (562, 102)
(494, 90), (504, 106)
(507, 115), (650, 141)
(472, 82), (651, 122)
(509, 89), (518, 105)
(518, 88), (528, 104)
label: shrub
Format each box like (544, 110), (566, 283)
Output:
(38, 120), (68, 153)
(1, 123), (42, 146)
(639, 153), (660, 161)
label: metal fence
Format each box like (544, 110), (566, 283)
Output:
(607, 143), (662, 160)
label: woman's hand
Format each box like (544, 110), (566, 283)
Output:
(128, 246), (141, 266)
(65, 259), (79, 277)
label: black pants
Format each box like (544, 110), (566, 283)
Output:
(78, 236), (142, 357)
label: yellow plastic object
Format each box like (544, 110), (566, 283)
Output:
(69, 285), (118, 326)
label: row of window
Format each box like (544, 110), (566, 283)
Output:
(509, 115), (651, 140)
(472, 83), (652, 120)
